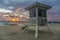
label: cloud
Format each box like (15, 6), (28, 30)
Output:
(0, 8), (13, 13)
(7, 6), (14, 9)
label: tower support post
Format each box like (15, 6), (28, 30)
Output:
(35, 8), (39, 38)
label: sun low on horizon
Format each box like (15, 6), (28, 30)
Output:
(8, 17), (20, 22)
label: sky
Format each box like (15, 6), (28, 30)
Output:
(0, 0), (60, 22)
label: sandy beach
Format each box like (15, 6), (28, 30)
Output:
(0, 24), (60, 40)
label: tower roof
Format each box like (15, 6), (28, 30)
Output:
(25, 2), (52, 10)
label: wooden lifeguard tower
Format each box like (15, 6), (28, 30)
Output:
(25, 2), (54, 38)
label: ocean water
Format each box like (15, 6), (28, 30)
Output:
(0, 21), (59, 27)
(0, 21), (19, 26)
(0, 22), (7, 26)
(0, 21), (28, 27)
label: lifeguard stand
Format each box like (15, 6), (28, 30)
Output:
(25, 2), (54, 38)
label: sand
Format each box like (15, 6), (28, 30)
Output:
(0, 24), (60, 40)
